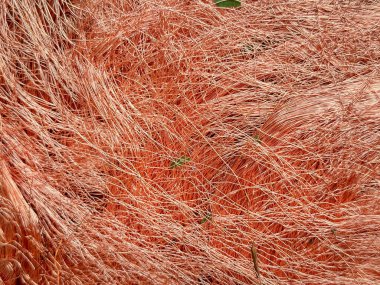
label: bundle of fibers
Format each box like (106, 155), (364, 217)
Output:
(1, 0), (380, 284)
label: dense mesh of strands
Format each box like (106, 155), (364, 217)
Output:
(1, 0), (380, 284)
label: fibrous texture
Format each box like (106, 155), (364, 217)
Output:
(1, 0), (380, 284)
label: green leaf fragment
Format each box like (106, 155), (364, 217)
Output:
(214, 0), (241, 8)
(253, 134), (261, 144)
(170, 156), (191, 169)
(200, 212), (212, 224)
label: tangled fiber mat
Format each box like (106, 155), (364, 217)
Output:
(1, 0), (380, 284)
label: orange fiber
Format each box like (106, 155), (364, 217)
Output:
(1, 0), (380, 284)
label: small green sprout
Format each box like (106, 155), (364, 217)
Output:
(253, 134), (261, 144)
(214, 0), (241, 8)
(200, 212), (212, 224)
(170, 156), (191, 169)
